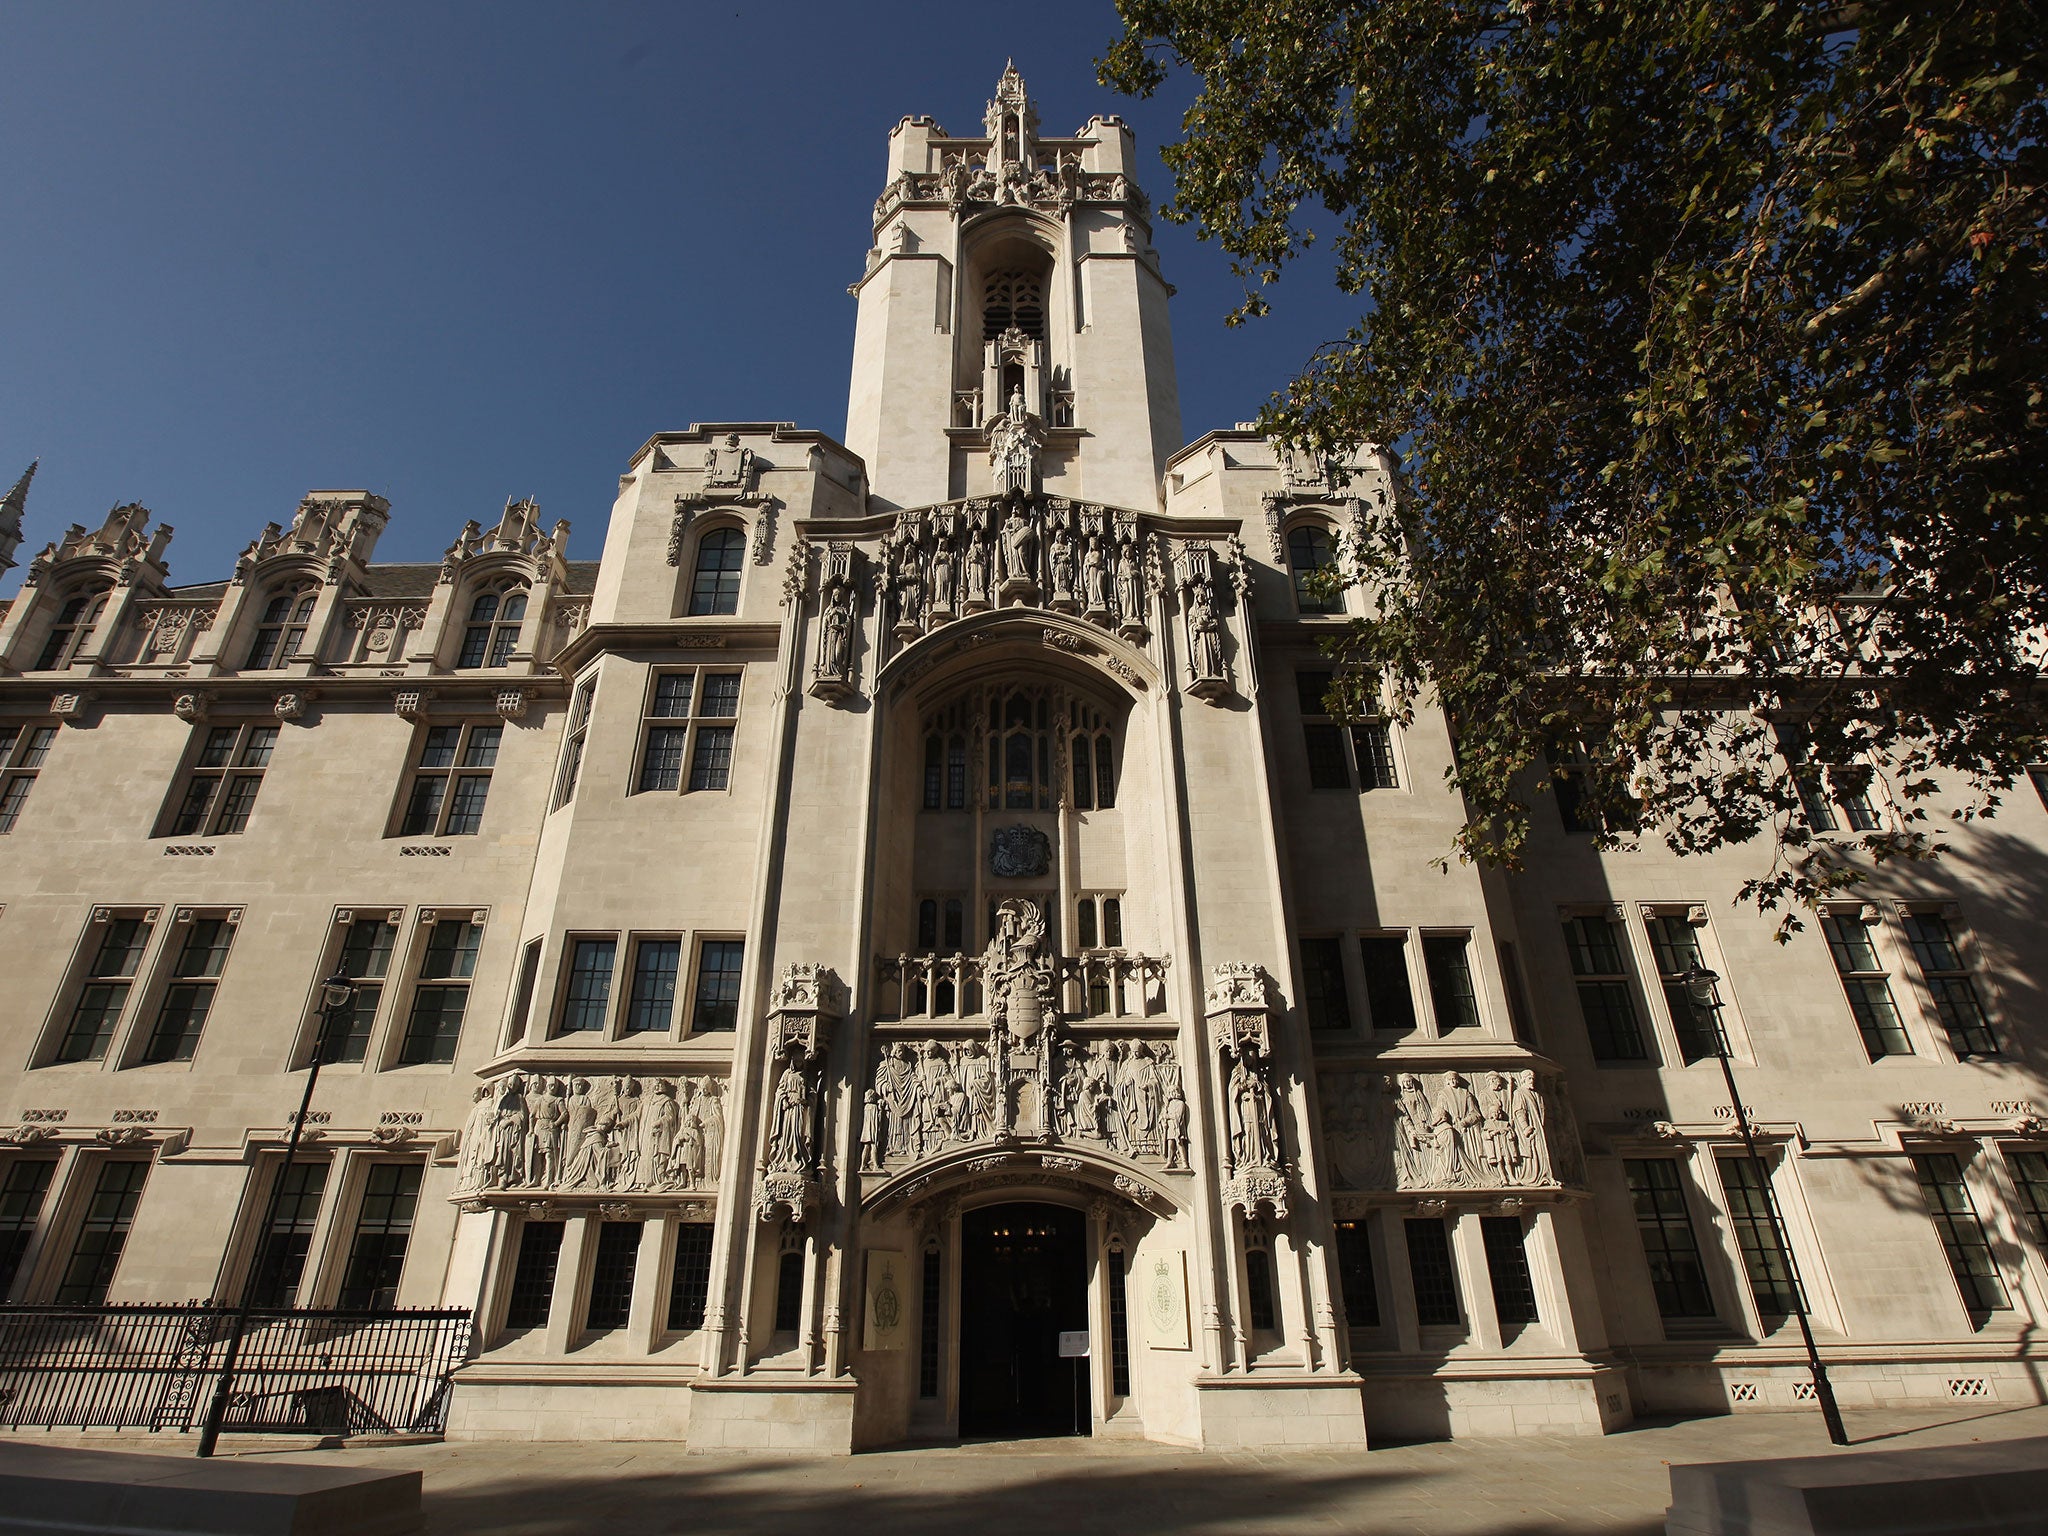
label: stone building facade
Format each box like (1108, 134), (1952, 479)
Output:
(1, 67), (2045, 1452)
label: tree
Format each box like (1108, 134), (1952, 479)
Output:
(1102, 1), (2047, 926)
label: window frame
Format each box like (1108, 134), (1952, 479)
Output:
(550, 672), (599, 812)
(1816, 903), (1918, 1060)
(1419, 929), (1483, 1035)
(1635, 904), (1744, 1066)
(552, 933), (622, 1038)
(50, 1157), (151, 1305)
(243, 586), (317, 672)
(1561, 908), (1655, 1065)
(1910, 1150), (2012, 1320)
(1896, 905), (2002, 1059)
(685, 523), (747, 617)
(632, 666), (743, 798)
(1357, 931), (1420, 1036)
(393, 720), (505, 839)
(0, 723), (59, 834)
(159, 721), (281, 839)
(453, 582), (531, 670)
(33, 588), (110, 671)
(123, 907), (242, 1068)
(1284, 519), (1347, 617)
(384, 909), (488, 1069)
(1295, 667), (1399, 793)
(685, 936), (746, 1037)
(38, 907), (167, 1068)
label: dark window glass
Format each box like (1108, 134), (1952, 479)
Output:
(337, 1164), (420, 1309)
(1096, 735), (1115, 808)
(1911, 1153), (2009, 1314)
(1647, 916), (1719, 1063)
(1423, 935), (1480, 1031)
(1623, 1159), (1715, 1319)
(689, 529), (746, 616)
(1072, 734), (1094, 811)
(1108, 1248), (1131, 1396)
(1288, 525), (1343, 614)
(1102, 898), (1122, 949)
(1482, 1216), (1540, 1327)
(2008, 1150), (2048, 1248)
(323, 917), (395, 1063)
(918, 1247), (942, 1398)
(1300, 936), (1350, 1030)
(1715, 1154), (1803, 1321)
(625, 940), (681, 1034)
(505, 938), (542, 1045)
(1360, 936), (1416, 1033)
(919, 900), (940, 951)
(400, 921), (480, 1064)
(552, 677), (597, 810)
(558, 939), (617, 1034)
(1076, 900), (1097, 950)
(1901, 913), (1999, 1055)
(1334, 1220), (1380, 1328)
(948, 738), (968, 810)
(692, 940), (744, 1032)
(638, 727), (688, 793)
(1564, 916), (1649, 1062)
(504, 1220), (564, 1330)
(1245, 1247), (1277, 1331)
(773, 1249), (804, 1332)
(0, 1159), (57, 1295)
(1821, 912), (1913, 1058)
(57, 917), (154, 1063)
(247, 1161), (329, 1308)
(1350, 722), (1398, 789)
(1303, 722), (1350, 789)
(667, 1223), (714, 1332)
(56, 1161), (149, 1304)
(923, 736), (943, 809)
(585, 1221), (642, 1330)
(1404, 1218), (1462, 1327)
(688, 725), (734, 791)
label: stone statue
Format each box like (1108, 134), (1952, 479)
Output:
(859, 1089), (884, 1172)
(490, 1075), (529, 1189)
(1082, 536), (1110, 614)
(767, 1061), (814, 1173)
(1227, 1049), (1280, 1170)
(1187, 580), (1227, 684)
(1049, 529), (1076, 605)
(998, 503), (1037, 587)
(458, 1085), (495, 1188)
(1320, 1067), (1565, 1193)
(930, 540), (958, 615)
(817, 577), (855, 680)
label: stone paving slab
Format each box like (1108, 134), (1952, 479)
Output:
(4, 1404), (2045, 1536)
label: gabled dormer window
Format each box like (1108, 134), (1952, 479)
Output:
(456, 586), (528, 668)
(246, 589), (315, 669)
(35, 589), (107, 670)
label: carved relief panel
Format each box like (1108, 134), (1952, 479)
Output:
(1318, 1067), (1586, 1195)
(453, 1070), (728, 1198)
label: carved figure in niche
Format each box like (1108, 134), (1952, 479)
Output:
(1083, 536), (1111, 614)
(892, 540), (925, 633)
(1478, 1072), (1517, 1183)
(642, 1079), (679, 1188)
(1114, 1043), (1143, 1142)
(1227, 1048), (1280, 1169)
(1161, 1080), (1189, 1170)
(767, 1061), (814, 1173)
(859, 1090), (885, 1172)
(998, 502), (1037, 587)
(1428, 1070), (1483, 1186)
(458, 1085), (495, 1188)
(698, 1078), (725, 1175)
(1392, 1073), (1436, 1186)
(817, 577), (855, 680)
(529, 1077), (566, 1187)
(959, 1042), (995, 1141)
(1056, 1050), (1086, 1139)
(672, 1085), (704, 1188)
(1508, 1072), (1552, 1184)
(490, 1075), (530, 1189)
(1186, 580), (1228, 683)
(930, 539), (958, 616)
(1049, 528), (1076, 605)
(918, 1040), (955, 1148)
(965, 522), (992, 606)
(1114, 540), (1145, 627)
(613, 1077), (643, 1190)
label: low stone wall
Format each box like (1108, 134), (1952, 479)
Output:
(685, 1379), (857, 1454)
(1193, 1374), (1369, 1449)
(1361, 1362), (1633, 1440)
(1666, 1435), (2048, 1536)
(1635, 1357), (2048, 1419)
(446, 1373), (693, 1442)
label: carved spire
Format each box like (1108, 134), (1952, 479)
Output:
(0, 459), (35, 577)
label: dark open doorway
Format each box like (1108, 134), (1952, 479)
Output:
(958, 1202), (1089, 1438)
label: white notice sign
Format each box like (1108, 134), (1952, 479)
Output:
(1057, 1330), (1090, 1358)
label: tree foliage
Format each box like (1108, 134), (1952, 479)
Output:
(1103, 0), (2048, 925)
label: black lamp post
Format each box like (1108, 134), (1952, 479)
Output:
(196, 971), (355, 1458)
(1681, 963), (1848, 1446)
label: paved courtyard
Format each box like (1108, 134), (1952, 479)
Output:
(11, 1403), (2047, 1535)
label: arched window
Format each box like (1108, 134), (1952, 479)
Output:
(457, 585), (528, 668)
(245, 588), (315, 670)
(689, 528), (745, 617)
(35, 589), (107, 670)
(1288, 524), (1344, 615)
(983, 270), (1046, 342)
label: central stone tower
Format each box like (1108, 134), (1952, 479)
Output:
(843, 63), (1183, 514)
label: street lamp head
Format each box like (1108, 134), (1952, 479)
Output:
(318, 972), (357, 1013)
(1681, 963), (1722, 1010)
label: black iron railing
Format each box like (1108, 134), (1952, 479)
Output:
(0, 1305), (473, 1436)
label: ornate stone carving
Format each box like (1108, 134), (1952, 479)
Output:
(272, 692), (309, 721)
(1174, 542), (1233, 702)
(809, 544), (862, 703)
(172, 692), (208, 722)
(757, 964), (834, 1223)
(393, 690), (431, 721)
(454, 1071), (728, 1196)
(703, 433), (758, 493)
(494, 689), (528, 720)
(50, 692), (90, 725)
(1208, 963), (1288, 1217)
(1319, 1068), (1584, 1193)
(988, 824), (1052, 879)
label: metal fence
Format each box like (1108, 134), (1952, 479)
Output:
(0, 1305), (473, 1436)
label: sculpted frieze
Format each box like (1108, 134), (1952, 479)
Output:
(454, 1071), (727, 1197)
(1320, 1068), (1585, 1194)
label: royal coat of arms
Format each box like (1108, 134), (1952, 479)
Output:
(989, 824), (1052, 878)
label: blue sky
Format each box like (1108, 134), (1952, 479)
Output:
(2, 2), (1353, 591)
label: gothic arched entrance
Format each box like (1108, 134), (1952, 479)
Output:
(958, 1201), (1089, 1438)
